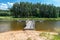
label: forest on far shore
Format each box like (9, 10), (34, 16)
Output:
(0, 2), (60, 18)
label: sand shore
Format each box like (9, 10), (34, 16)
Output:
(0, 30), (58, 40)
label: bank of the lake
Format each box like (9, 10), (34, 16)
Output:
(10, 17), (60, 21)
(0, 30), (58, 40)
(0, 16), (60, 21)
(0, 16), (12, 21)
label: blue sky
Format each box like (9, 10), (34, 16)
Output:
(0, 0), (60, 10)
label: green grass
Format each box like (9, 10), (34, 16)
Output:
(0, 16), (12, 21)
(0, 16), (60, 21)
(53, 35), (60, 40)
(12, 18), (60, 21)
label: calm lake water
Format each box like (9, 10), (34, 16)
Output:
(0, 21), (60, 32)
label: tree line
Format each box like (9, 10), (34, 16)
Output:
(0, 10), (10, 16)
(10, 2), (60, 18)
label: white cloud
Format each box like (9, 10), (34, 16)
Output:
(0, 3), (8, 10)
(53, 0), (60, 2)
(7, 2), (14, 7)
(0, 2), (14, 10)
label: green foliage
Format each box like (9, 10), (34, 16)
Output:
(0, 10), (10, 16)
(10, 2), (60, 18)
(53, 35), (60, 40)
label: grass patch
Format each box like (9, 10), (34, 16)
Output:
(0, 16), (12, 21)
(39, 32), (55, 40)
(53, 35), (60, 40)
(11, 18), (60, 21)
(39, 32), (50, 37)
(0, 16), (60, 21)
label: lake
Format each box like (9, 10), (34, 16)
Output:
(0, 20), (60, 32)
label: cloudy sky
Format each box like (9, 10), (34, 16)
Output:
(0, 0), (60, 10)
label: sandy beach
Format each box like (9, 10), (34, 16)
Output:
(0, 30), (58, 40)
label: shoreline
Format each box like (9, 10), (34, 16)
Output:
(0, 30), (58, 40)
(0, 16), (60, 21)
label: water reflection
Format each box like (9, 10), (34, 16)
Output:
(54, 21), (60, 32)
(0, 21), (60, 32)
(35, 21), (56, 31)
(0, 21), (11, 32)
(11, 21), (25, 30)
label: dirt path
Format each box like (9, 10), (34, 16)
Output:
(0, 30), (58, 40)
